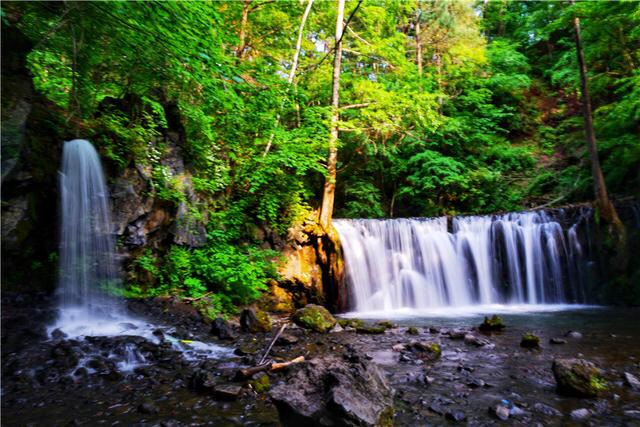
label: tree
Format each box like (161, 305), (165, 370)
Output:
(571, 2), (623, 230)
(319, 0), (345, 230)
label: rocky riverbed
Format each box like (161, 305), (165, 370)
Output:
(2, 294), (640, 426)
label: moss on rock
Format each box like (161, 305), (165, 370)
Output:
(552, 358), (607, 397)
(520, 332), (540, 348)
(479, 315), (506, 332)
(292, 304), (336, 333)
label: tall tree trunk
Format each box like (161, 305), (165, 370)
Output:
(415, 5), (422, 77)
(572, 8), (622, 229)
(237, 0), (252, 60)
(263, 0), (314, 156)
(319, 0), (345, 230)
(288, 0), (314, 84)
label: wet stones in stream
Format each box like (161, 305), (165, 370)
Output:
(269, 349), (394, 427)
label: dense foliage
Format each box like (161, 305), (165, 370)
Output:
(5, 0), (638, 310)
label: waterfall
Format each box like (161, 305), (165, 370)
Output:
(334, 210), (588, 313)
(57, 139), (122, 320)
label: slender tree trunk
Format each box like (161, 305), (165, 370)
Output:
(263, 0), (314, 156)
(237, 0), (252, 60)
(288, 0), (314, 84)
(415, 6), (422, 77)
(319, 0), (345, 230)
(572, 9), (622, 229)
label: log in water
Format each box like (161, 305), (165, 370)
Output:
(334, 211), (590, 312)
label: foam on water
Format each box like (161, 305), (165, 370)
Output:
(340, 304), (601, 319)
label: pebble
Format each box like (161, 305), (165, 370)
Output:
(532, 402), (562, 417)
(565, 331), (583, 338)
(445, 410), (466, 422)
(549, 337), (567, 344)
(624, 410), (640, 419)
(623, 372), (640, 391)
(570, 408), (591, 420)
(490, 404), (510, 421)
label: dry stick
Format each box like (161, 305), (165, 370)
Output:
(235, 355), (304, 380)
(258, 322), (288, 365)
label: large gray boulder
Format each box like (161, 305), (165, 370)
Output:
(270, 351), (394, 426)
(552, 358), (607, 397)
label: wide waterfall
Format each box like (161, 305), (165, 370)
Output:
(56, 139), (122, 324)
(334, 211), (589, 313)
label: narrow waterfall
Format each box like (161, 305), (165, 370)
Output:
(57, 139), (121, 319)
(334, 210), (588, 312)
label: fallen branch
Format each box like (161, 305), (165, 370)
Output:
(271, 356), (305, 372)
(235, 355), (305, 380)
(259, 323), (288, 365)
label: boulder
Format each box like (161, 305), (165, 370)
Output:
(291, 304), (336, 333)
(269, 351), (394, 427)
(240, 307), (273, 333)
(520, 333), (540, 348)
(479, 315), (505, 332)
(211, 317), (236, 340)
(552, 358), (607, 397)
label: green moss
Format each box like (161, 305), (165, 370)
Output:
(338, 318), (364, 329)
(406, 327), (419, 335)
(479, 315), (506, 332)
(292, 304), (336, 333)
(356, 324), (388, 334)
(590, 376), (608, 393)
(377, 406), (395, 427)
(249, 374), (270, 393)
(377, 320), (394, 329)
(520, 332), (540, 348)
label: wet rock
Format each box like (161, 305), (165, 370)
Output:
(549, 337), (567, 345)
(532, 403), (562, 417)
(190, 368), (217, 393)
(291, 304), (336, 333)
(624, 410), (640, 419)
(623, 372), (640, 391)
(214, 384), (243, 400)
(565, 330), (583, 338)
(520, 333), (540, 348)
(50, 329), (67, 340)
(249, 372), (270, 393)
(51, 341), (79, 368)
(509, 406), (528, 418)
(211, 317), (236, 340)
(338, 318), (364, 329)
(409, 341), (441, 360)
(445, 410), (466, 422)
(464, 334), (490, 347)
(377, 320), (394, 329)
(570, 408), (591, 420)
(552, 358), (607, 397)
(447, 329), (467, 340)
(329, 323), (344, 333)
(467, 378), (485, 388)
(489, 404), (510, 421)
(240, 307), (273, 333)
(479, 315), (506, 332)
(138, 400), (160, 414)
(269, 351), (394, 427)
(276, 333), (299, 346)
(356, 324), (388, 335)
(406, 327), (419, 335)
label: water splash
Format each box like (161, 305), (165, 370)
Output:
(334, 210), (589, 312)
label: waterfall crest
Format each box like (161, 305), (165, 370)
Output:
(58, 139), (121, 319)
(334, 211), (588, 312)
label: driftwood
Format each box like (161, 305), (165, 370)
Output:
(271, 356), (304, 372)
(235, 356), (305, 380)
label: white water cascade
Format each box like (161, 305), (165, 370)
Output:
(334, 211), (588, 313)
(57, 139), (122, 319)
(50, 139), (230, 361)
